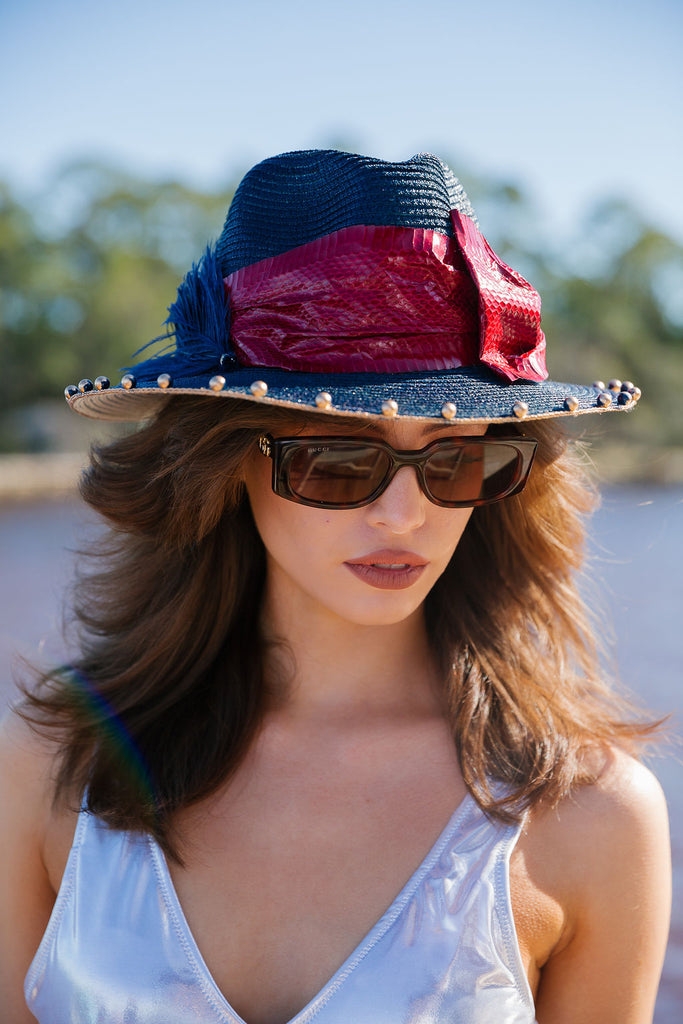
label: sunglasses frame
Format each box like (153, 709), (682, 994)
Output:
(257, 433), (538, 510)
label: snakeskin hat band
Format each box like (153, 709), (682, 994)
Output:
(65, 149), (640, 423)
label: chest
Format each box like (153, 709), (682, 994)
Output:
(169, 749), (468, 1024)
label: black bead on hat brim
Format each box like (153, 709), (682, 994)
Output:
(66, 366), (640, 424)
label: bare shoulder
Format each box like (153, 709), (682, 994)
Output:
(0, 706), (78, 869)
(0, 709), (80, 1023)
(570, 746), (667, 825)
(527, 750), (668, 891)
(589, 750), (670, 869)
(0, 708), (58, 823)
(517, 750), (671, 1024)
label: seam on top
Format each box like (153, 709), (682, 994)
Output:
(147, 834), (238, 1023)
(494, 821), (537, 1019)
(294, 792), (477, 1023)
(23, 808), (89, 1004)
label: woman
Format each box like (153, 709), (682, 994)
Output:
(0, 150), (671, 1023)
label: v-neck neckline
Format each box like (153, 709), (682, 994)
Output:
(149, 791), (476, 1024)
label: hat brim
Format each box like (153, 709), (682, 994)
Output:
(68, 366), (636, 423)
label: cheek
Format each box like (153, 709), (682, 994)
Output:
(245, 457), (285, 543)
(244, 456), (329, 565)
(432, 507), (475, 565)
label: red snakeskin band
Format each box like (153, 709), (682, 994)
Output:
(223, 213), (547, 383)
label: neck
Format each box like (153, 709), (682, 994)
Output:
(260, 591), (444, 723)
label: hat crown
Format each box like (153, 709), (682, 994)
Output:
(216, 149), (477, 276)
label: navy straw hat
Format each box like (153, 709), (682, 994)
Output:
(65, 149), (640, 423)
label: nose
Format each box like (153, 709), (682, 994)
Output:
(365, 466), (427, 533)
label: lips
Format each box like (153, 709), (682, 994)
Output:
(344, 550), (428, 590)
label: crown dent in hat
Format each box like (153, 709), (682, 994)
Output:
(216, 150), (477, 275)
(65, 149), (640, 425)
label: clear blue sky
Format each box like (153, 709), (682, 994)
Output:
(1, 0), (681, 242)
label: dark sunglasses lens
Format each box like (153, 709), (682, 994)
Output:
(286, 444), (390, 505)
(425, 443), (522, 504)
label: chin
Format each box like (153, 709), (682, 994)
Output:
(328, 589), (429, 629)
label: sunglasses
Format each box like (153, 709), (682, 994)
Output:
(257, 433), (537, 510)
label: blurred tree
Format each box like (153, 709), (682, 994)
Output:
(0, 162), (234, 449)
(541, 200), (683, 450)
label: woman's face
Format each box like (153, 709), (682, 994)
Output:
(243, 417), (486, 630)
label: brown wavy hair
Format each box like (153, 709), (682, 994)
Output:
(18, 397), (658, 858)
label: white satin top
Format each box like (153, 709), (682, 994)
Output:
(25, 792), (536, 1023)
